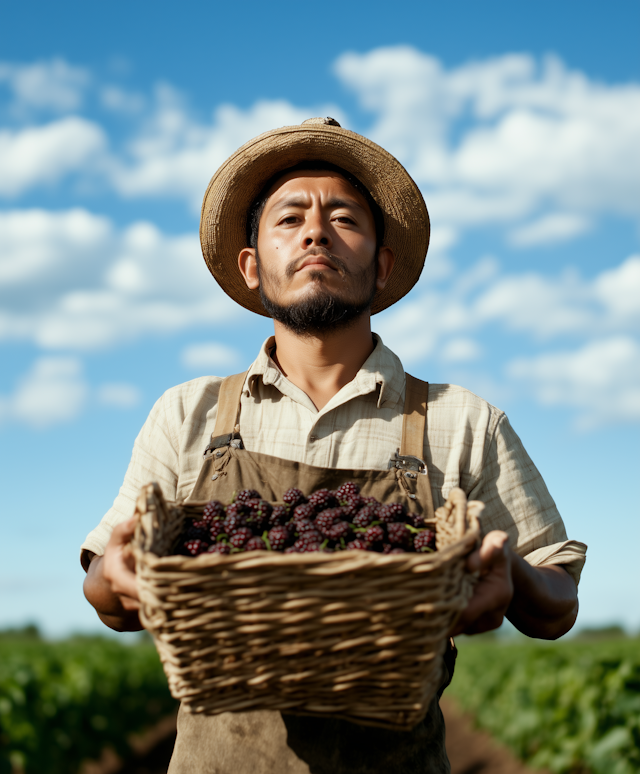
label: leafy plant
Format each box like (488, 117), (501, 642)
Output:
(0, 635), (176, 774)
(449, 637), (640, 774)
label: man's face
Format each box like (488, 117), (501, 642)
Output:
(240, 170), (391, 334)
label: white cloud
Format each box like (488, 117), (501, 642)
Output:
(377, 253), (640, 366)
(97, 383), (141, 408)
(507, 337), (640, 428)
(593, 255), (640, 322)
(100, 85), (145, 114)
(440, 338), (482, 362)
(0, 357), (88, 428)
(0, 359), (145, 427)
(0, 118), (106, 196)
(109, 88), (344, 211)
(335, 47), (640, 228)
(181, 342), (240, 371)
(0, 208), (238, 350)
(473, 256), (640, 338)
(0, 58), (90, 112)
(508, 213), (591, 248)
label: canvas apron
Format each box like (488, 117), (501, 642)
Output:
(168, 373), (455, 774)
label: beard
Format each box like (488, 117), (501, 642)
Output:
(256, 248), (378, 336)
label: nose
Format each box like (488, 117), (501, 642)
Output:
(301, 209), (332, 250)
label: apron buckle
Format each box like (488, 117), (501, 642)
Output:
(388, 449), (427, 474)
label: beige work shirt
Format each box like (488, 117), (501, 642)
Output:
(81, 335), (586, 583)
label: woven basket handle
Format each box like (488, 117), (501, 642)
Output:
(133, 481), (172, 555)
(437, 487), (484, 542)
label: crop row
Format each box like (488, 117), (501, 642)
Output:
(0, 635), (176, 774)
(2, 632), (639, 773)
(448, 637), (640, 774)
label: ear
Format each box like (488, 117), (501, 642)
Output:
(375, 247), (395, 291)
(238, 248), (259, 290)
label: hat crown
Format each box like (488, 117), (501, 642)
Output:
(301, 117), (341, 127)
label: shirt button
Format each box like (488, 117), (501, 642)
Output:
(309, 435), (318, 442)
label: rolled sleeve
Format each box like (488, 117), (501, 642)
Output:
(468, 414), (587, 586)
(80, 391), (180, 569)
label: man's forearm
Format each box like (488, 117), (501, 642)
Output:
(507, 554), (578, 640)
(83, 554), (143, 632)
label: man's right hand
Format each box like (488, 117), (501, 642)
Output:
(83, 517), (144, 632)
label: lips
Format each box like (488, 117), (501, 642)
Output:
(299, 256), (335, 270)
(296, 251), (340, 273)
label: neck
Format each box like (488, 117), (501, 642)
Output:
(271, 314), (376, 411)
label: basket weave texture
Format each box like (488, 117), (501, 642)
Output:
(132, 483), (481, 730)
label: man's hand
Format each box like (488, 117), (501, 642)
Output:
(450, 531), (513, 636)
(102, 517), (140, 610)
(451, 530), (579, 640)
(83, 517), (143, 632)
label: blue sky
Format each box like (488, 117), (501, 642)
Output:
(1, 0), (639, 637)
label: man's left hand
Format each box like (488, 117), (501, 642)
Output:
(450, 530), (513, 636)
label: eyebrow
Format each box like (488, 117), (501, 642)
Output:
(270, 196), (367, 213)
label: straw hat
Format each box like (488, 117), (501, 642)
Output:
(200, 117), (430, 316)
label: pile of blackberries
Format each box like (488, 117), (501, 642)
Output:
(177, 482), (436, 557)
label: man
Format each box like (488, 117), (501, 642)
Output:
(82, 118), (587, 773)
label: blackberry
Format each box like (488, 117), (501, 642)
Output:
(388, 547), (407, 554)
(183, 538), (208, 556)
(378, 503), (407, 524)
(268, 526), (293, 551)
(202, 500), (225, 522)
(235, 488), (261, 504)
(382, 543), (393, 554)
(229, 527), (253, 549)
(226, 501), (249, 519)
(209, 521), (226, 541)
(326, 521), (351, 541)
(207, 542), (231, 555)
(246, 498), (272, 531)
(408, 512), (426, 529)
(294, 518), (317, 534)
(336, 481), (360, 501)
(224, 503), (249, 533)
(268, 504), (290, 528)
(387, 522), (411, 546)
(341, 495), (364, 518)
(315, 510), (340, 536)
(293, 535), (322, 552)
(361, 496), (379, 506)
(192, 519), (209, 530)
(352, 504), (378, 528)
(283, 488), (306, 507)
(308, 488), (337, 511)
(414, 529), (436, 552)
(245, 536), (267, 551)
(364, 525), (385, 547)
(346, 539), (368, 550)
(293, 503), (315, 522)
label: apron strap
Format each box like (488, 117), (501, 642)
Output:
(401, 374), (429, 459)
(212, 372), (248, 437)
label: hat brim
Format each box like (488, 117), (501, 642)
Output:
(200, 123), (429, 316)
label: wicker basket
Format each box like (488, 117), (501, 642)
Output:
(132, 482), (482, 730)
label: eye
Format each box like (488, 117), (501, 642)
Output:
(334, 215), (356, 224)
(278, 215), (299, 225)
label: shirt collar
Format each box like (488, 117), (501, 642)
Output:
(245, 333), (405, 410)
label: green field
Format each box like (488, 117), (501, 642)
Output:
(1, 629), (638, 773)
(0, 630), (177, 774)
(449, 635), (640, 774)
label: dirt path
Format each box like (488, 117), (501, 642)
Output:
(441, 698), (547, 774)
(82, 702), (544, 774)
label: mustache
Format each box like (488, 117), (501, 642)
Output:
(284, 247), (349, 279)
